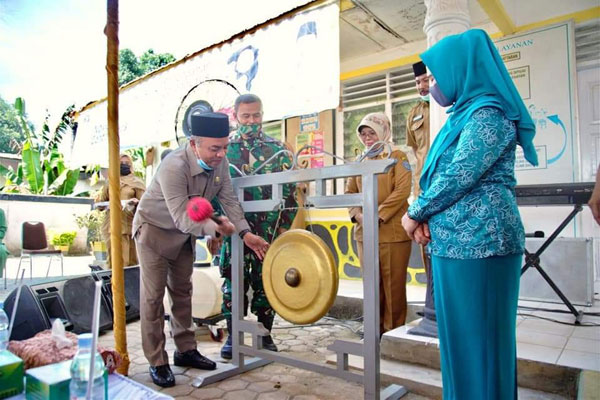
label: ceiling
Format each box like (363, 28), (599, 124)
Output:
(339, 0), (599, 68)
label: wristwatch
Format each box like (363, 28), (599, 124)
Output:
(239, 229), (251, 239)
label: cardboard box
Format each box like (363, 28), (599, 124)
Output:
(25, 360), (71, 400)
(0, 350), (24, 399)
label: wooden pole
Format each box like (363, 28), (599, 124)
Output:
(106, 0), (129, 375)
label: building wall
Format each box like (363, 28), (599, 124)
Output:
(0, 194), (93, 255)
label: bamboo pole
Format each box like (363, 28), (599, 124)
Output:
(106, 0), (129, 375)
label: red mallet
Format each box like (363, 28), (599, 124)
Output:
(186, 197), (222, 225)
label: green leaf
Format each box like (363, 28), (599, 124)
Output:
(43, 159), (56, 187)
(14, 98), (33, 141)
(14, 97), (25, 114)
(22, 140), (44, 193)
(16, 164), (23, 183)
(0, 164), (21, 184)
(48, 168), (79, 196)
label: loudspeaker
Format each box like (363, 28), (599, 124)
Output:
(63, 275), (113, 334)
(92, 266), (140, 322)
(3, 285), (50, 341)
(4, 279), (76, 340)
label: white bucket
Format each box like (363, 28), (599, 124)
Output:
(163, 265), (224, 319)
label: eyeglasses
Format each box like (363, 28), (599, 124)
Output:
(358, 130), (378, 139)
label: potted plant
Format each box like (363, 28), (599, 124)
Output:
(75, 210), (107, 260)
(51, 231), (77, 254)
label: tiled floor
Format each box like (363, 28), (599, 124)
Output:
(384, 291), (600, 372)
(515, 299), (600, 371)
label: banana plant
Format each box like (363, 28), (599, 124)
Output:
(0, 98), (80, 195)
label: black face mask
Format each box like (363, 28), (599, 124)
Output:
(120, 163), (131, 176)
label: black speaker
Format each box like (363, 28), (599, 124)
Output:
(30, 280), (73, 330)
(63, 275), (113, 334)
(124, 266), (140, 321)
(92, 266), (140, 322)
(3, 285), (50, 341)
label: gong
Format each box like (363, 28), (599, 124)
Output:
(262, 229), (338, 324)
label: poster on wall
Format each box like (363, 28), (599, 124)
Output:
(495, 22), (577, 184)
(310, 130), (325, 168)
(71, 3), (340, 167)
(297, 113), (325, 167)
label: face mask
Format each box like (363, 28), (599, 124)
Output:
(120, 163), (131, 176)
(237, 124), (260, 137)
(429, 83), (453, 107)
(420, 94), (430, 102)
(197, 158), (213, 171)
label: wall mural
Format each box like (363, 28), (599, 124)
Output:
(305, 221), (426, 286)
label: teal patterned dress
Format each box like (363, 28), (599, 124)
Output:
(408, 106), (525, 258)
(408, 106), (524, 400)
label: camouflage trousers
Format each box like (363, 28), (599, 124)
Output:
(219, 237), (275, 322)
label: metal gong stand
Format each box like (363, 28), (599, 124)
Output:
(191, 146), (407, 400)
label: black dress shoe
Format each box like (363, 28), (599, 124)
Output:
(149, 364), (175, 387)
(262, 335), (278, 352)
(174, 349), (217, 370)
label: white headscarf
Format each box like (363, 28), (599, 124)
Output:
(356, 112), (393, 158)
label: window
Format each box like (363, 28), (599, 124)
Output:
(343, 104), (385, 160)
(262, 120), (282, 141)
(392, 99), (420, 146)
(341, 65), (420, 161)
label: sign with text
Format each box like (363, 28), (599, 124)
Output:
(495, 22), (577, 184)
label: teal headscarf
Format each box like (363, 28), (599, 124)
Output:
(419, 29), (538, 192)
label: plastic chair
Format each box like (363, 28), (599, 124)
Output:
(16, 221), (63, 284)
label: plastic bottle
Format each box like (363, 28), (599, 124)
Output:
(0, 301), (9, 351)
(69, 333), (106, 400)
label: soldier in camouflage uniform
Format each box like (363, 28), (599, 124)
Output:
(218, 94), (297, 359)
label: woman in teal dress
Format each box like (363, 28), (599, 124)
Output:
(401, 29), (538, 399)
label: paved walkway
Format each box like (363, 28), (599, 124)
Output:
(0, 256), (427, 399)
(98, 317), (428, 400)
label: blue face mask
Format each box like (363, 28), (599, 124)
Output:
(197, 158), (213, 171)
(420, 94), (430, 102)
(429, 83), (453, 107)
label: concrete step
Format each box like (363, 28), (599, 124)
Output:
(326, 353), (570, 400)
(380, 323), (580, 398)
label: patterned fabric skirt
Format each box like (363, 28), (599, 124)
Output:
(432, 253), (522, 400)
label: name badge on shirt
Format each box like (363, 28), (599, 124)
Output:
(412, 114), (424, 122)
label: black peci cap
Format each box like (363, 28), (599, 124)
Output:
(412, 61), (427, 77)
(190, 112), (230, 138)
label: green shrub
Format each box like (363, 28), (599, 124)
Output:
(51, 231), (77, 247)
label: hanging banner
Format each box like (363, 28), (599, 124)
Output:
(495, 22), (577, 184)
(71, 3), (340, 167)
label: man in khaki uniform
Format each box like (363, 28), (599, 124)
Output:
(405, 61), (431, 196)
(405, 62), (437, 339)
(133, 112), (268, 387)
(96, 153), (145, 268)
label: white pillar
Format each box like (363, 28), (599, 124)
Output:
(423, 0), (471, 139)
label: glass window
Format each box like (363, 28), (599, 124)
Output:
(262, 121), (282, 141)
(343, 104), (385, 160)
(391, 99), (420, 147)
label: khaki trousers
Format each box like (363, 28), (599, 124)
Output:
(358, 241), (411, 334)
(137, 239), (196, 366)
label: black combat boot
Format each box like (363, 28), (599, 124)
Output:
(257, 312), (278, 352)
(220, 318), (232, 360)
